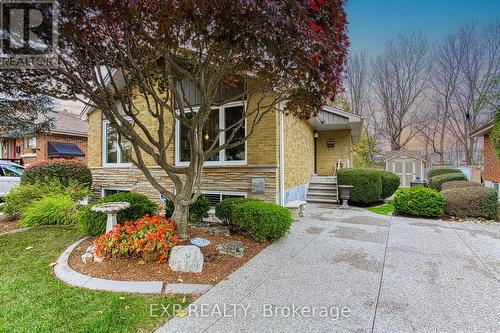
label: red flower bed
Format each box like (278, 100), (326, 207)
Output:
(95, 214), (179, 263)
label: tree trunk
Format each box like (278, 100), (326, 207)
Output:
(172, 203), (189, 240)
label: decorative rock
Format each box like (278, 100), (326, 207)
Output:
(81, 253), (94, 264)
(86, 245), (96, 254)
(168, 245), (204, 273)
(190, 237), (211, 248)
(93, 255), (104, 263)
(216, 241), (246, 257)
(196, 221), (230, 237)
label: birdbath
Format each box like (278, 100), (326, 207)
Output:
(91, 202), (130, 233)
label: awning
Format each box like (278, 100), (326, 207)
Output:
(47, 141), (85, 157)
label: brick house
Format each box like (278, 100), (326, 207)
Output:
(471, 120), (500, 191)
(83, 84), (362, 207)
(0, 110), (87, 166)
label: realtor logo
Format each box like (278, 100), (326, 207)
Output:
(0, 0), (58, 68)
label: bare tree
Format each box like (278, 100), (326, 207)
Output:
(447, 22), (500, 164)
(344, 51), (370, 116)
(372, 33), (430, 150)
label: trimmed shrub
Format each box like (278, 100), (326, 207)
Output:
(215, 198), (257, 224)
(442, 187), (498, 220)
(18, 195), (79, 227)
(393, 187), (445, 218)
(164, 193), (210, 224)
(379, 170), (400, 198)
(428, 168), (463, 178)
(21, 159), (92, 189)
(337, 168), (382, 204)
(441, 181), (482, 192)
(429, 173), (467, 191)
(79, 192), (158, 236)
(1, 180), (89, 218)
(95, 214), (179, 263)
(231, 200), (292, 242)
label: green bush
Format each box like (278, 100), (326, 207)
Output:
(215, 198), (257, 224)
(231, 200), (292, 242)
(79, 192), (158, 236)
(21, 159), (92, 189)
(18, 195), (79, 227)
(442, 187), (498, 220)
(1, 180), (89, 218)
(379, 170), (400, 198)
(337, 168), (382, 204)
(393, 187), (445, 218)
(441, 181), (482, 191)
(164, 193), (210, 224)
(428, 168), (463, 178)
(429, 173), (467, 191)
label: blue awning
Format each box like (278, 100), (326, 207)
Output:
(47, 141), (85, 157)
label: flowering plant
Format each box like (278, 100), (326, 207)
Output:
(94, 214), (179, 263)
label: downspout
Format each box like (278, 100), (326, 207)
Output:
(279, 102), (285, 206)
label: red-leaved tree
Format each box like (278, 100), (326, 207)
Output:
(0, 0), (349, 238)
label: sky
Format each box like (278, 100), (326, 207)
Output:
(346, 0), (500, 56)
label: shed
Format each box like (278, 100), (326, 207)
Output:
(384, 149), (426, 187)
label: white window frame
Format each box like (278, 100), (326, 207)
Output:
(101, 187), (132, 198)
(23, 137), (37, 149)
(102, 120), (133, 168)
(175, 101), (247, 167)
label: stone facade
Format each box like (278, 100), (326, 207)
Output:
(483, 135), (500, 182)
(316, 129), (352, 176)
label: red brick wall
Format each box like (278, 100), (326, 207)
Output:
(483, 134), (500, 182)
(10, 134), (87, 166)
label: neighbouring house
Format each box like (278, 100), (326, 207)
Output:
(0, 110), (88, 166)
(471, 120), (499, 191)
(383, 149), (426, 187)
(83, 84), (362, 207)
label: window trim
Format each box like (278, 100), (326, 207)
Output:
(102, 120), (133, 168)
(101, 187), (132, 198)
(201, 190), (247, 213)
(175, 101), (247, 167)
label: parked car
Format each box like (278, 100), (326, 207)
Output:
(0, 162), (24, 197)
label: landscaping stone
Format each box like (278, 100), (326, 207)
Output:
(216, 241), (246, 257)
(190, 237), (211, 248)
(169, 245), (204, 273)
(93, 255), (104, 263)
(195, 221), (230, 237)
(81, 253), (93, 264)
(86, 245), (96, 254)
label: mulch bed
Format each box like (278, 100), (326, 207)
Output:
(69, 228), (268, 285)
(0, 216), (19, 234)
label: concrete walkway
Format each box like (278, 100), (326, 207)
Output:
(157, 204), (500, 333)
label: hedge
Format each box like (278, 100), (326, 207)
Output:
(442, 187), (498, 220)
(393, 187), (445, 218)
(441, 181), (482, 192)
(428, 168), (463, 178)
(18, 195), (79, 227)
(337, 168), (382, 204)
(429, 173), (467, 191)
(231, 200), (292, 242)
(215, 197), (257, 224)
(79, 192), (158, 236)
(164, 193), (210, 224)
(379, 170), (400, 198)
(21, 159), (92, 189)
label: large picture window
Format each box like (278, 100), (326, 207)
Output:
(103, 121), (132, 166)
(176, 102), (246, 166)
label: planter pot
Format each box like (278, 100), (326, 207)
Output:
(142, 250), (159, 263)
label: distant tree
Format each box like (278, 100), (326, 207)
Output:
(344, 50), (370, 116)
(0, 0), (349, 238)
(0, 95), (53, 137)
(372, 33), (431, 150)
(352, 130), (381, 167)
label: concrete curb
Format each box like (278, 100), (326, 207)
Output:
(54, 237), (212, 295)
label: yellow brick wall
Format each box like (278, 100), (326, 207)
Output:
(317, 129), (352, 176)
(87, 110), (102, 167)
(283, 115), (314, 189)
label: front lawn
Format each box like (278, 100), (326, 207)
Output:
(0, 226), (186, 333)
(366, 202), (394, 216)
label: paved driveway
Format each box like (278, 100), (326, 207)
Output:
(158, 204), (500, 333)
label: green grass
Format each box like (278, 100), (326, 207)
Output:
(366, 202), (394, 216)
(0, 226), (186, 333)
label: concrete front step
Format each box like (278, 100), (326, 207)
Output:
(309, 185), (337, 191)
(306, 197), (338, 204)
(307, 190), (337, 197)
(310, 180), (337, 185)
